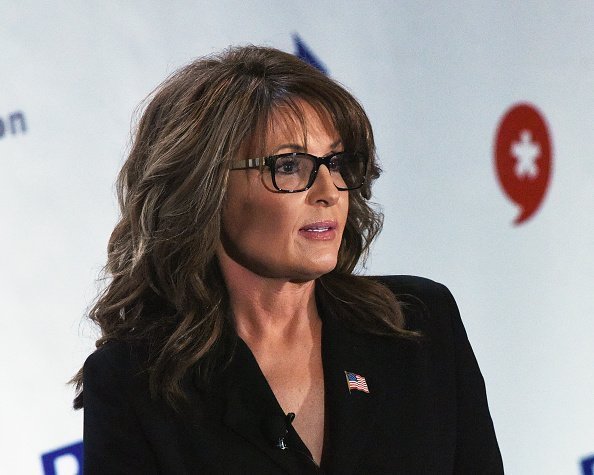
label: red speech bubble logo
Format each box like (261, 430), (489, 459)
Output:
(494, 103), (553, 225)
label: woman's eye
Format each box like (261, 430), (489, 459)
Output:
(328, 156), (342, 171)
(275, 158), (300, 174)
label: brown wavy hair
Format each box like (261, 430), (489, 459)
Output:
(73, 45), (416, 410)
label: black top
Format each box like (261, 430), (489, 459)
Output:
(82, 275), (504, 474)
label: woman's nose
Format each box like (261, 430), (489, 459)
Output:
(307, 165), (340, 206)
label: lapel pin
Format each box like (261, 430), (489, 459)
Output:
(344, 371), (369, 394)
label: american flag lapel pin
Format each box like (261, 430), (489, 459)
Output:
(344, 371), (370, 394)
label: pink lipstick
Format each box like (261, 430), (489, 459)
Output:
(298, 220), (338, 241)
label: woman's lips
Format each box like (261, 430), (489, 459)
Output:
(298, 220), (338, 241)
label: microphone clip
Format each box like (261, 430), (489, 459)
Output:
(275, 437), (288, 450)
(273, 412), (295, 450)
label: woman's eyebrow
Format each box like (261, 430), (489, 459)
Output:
(270, 139), (343, 155)
(270, 143), (305, 154)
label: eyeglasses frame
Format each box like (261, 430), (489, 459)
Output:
(229, 151), (368, 193)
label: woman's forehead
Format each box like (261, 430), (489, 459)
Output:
(264, 101), (341, 152)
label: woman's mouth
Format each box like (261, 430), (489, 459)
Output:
(298, 221), (338, 240)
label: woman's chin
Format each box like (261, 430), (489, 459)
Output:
(289, 257), (338, 281)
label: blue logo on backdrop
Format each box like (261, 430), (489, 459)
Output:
(293, 34), (327, 74)
(41, 441), (83, 475)
(582, 454), (594, 475)
(0, 110), (27, 139)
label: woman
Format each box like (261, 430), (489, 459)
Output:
(74, 45), (503, 474)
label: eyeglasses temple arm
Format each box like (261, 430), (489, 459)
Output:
(229, 157), (266, 170)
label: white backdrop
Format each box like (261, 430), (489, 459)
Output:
(1, 2), (593, 474)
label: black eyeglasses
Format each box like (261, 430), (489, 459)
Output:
(229, 151), (368, 193)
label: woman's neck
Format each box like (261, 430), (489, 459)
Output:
(217, 252), (320, 347)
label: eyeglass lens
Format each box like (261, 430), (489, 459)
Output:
(270, 153), (365, 192)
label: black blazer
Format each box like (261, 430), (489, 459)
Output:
(82, 275), (503, 474)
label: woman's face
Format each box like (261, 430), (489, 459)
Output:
(218, 102), (349, 282)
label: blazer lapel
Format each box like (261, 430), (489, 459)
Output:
(321, 314), (389, 474)
(221, 339), (309, 475)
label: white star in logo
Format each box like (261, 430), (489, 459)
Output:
(511, 129), (540, 179)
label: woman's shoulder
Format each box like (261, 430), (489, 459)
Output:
(368, 274), (460, 336)
(371, 274), (452, 301)
(84, 340), (139, 368)
(82, 340), (149, 394)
